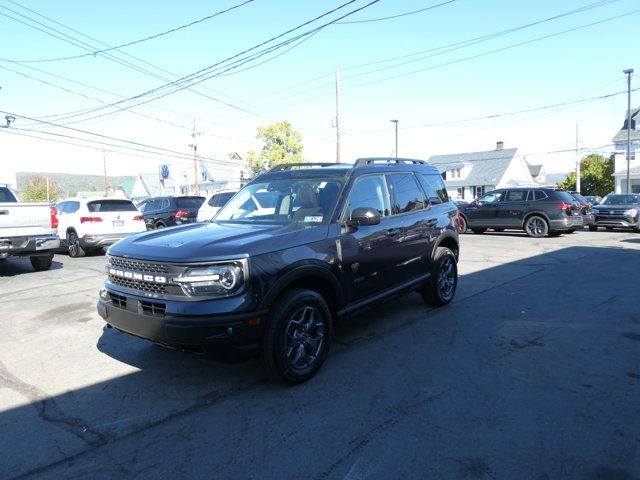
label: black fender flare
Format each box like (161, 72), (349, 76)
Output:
(259, 263), (345, 311)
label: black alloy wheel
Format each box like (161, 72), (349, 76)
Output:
(262, 288), (332, 385)
(524, 216), (548, 238)
(422, 247), (457, 307)
(67, 231), (86, 258)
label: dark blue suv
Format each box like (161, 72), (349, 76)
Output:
(97, 159), (459, 384)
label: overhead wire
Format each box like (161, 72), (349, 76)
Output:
(336, 0), (456, 24)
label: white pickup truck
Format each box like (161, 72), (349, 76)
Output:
(0, 184), (60, 270)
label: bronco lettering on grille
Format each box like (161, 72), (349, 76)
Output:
(108, 268), (167, 284)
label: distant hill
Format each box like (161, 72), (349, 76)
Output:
(16, 172), (136, 198)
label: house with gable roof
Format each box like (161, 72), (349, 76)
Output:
(611, 107), (640, 193)
(428, 142), (535, 201)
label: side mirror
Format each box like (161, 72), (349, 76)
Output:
(348, 207), (381, 226)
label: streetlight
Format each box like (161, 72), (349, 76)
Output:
(390, 119), (398, 158)
(623, 68), (634, 193)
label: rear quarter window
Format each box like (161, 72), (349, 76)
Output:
(553, 191), (577, 203)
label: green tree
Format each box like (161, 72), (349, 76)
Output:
(21, 175), (61, 202)
(557, 153), (614, 197)
(246, 121), (303, 176)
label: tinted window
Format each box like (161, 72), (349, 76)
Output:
(176, 196), (205, 209)
(505, 190), (527, 202)
(419, 174), (449, 203)
(534, 190), (548, 201)
(0, 187), (16, 202)
(554, 191), (578, 204)
(387, 174), (426, 214)
(348, 175), (391, 218)
(210, 192), (236, 208)
(601, 194), (640, 205)
(254, 191), (280, 208)
(87, 200), (137, 212)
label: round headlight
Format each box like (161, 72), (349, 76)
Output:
(219, 265), (241, 290)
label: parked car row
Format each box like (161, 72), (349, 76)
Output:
(455, 188), (639, 236)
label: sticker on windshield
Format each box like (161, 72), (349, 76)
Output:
(304, 216), (323, 223)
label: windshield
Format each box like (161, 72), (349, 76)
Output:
(176, 196), (205, 209)
(600, 194), (640, 206)
(215, 179), (343, 225)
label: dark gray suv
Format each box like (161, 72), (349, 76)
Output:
(458, 187), (583, 237)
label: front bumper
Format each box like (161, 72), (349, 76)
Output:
(97, 288), (267, 356)
(0, 235), (60, 258)
(549, 216), (583, 231)
(592, 213), (639, 229)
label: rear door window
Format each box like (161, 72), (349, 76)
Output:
(504, 190), (527, 202)
(387, 174), (426, 214)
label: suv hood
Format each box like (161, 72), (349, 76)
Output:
(107, 222), (330, 262)
(594, 204), (640, 210)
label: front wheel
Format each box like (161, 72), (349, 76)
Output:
(422, 247), (457, 307)
(30, 254), (53, 271)
(67, 231), (86, 258)
(524, 216), (548, 238)
(262, 288), (332, 385)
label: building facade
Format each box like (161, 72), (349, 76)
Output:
(428, 142), (535, 201)
(611, 108), (640, 194)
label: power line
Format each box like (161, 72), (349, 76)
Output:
(4, 0), (256, 63)
(336, 0), (456, 24)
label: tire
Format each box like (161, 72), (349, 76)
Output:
(421, 247), (457, 307)
(30, 254), (53, 271)
(524, 215), (548, 238)
(588, 225), (598, 232)
(67, 231), (86, 258)
(457, 216), (467, 234)
(154, 222), (166, 229)
(262, 288), (332, 385)
(493, 228), (504, 232)
(471, 228), (487, 234)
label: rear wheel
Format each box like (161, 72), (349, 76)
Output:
(262, 288), (332, 385)
(471, 228), (486, 234)
(422, 247), (457, 307)
(30, 254), (53, 271)
(154, 222), (166, 229)
(588, 225), (598, 231)
(524, 216), (548, 238)
(67, 231), (85, 258)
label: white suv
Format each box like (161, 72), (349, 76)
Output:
(55, 198), (146, 257)
(196, 189), (238, 222)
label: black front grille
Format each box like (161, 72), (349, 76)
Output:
(139, 300), (166, 317)
(108, 256), (169, 274)
(109, 292), (127, 308)
(110, 276), (167, 294)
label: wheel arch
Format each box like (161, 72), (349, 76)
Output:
(259, 265), (344, 320)
(522, 211), (550, 228)
(433, 233), (459, 262)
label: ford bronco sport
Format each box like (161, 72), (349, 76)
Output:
(97, 159), (460, 384)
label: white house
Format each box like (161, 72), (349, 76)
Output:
(611, 107), (640, 194)
(428, 142), (535, 201)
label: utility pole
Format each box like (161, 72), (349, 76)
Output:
(623, 68), (634, 193)
(189, 119), (201, 195)
(575, 124), (580, 194)
(390, 119), (399, 158)
(103, 150), (109, 196)
(46, 176), (50, 202)
(335, 67), (341, 163)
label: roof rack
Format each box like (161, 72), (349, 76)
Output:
(269, 163), (346, 172)
(354, 157), (428, 168)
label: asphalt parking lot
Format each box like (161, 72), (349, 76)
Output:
(1, 230), (639, 479)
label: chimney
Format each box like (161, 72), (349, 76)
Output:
(496, 141), (504, 151)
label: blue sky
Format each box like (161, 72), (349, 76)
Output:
(0, 0), (638, 179)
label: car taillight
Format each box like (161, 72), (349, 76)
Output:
(555, 203), (574, 211)
(172, 210), (189, 218)
(50, 206), (58, 229)
(80, 216), (103, 223)
(133, 215), (144, 221)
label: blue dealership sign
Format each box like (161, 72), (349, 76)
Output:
(160, 164), (170, 180)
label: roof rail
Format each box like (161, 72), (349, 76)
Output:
(354, 157), (428, 168)
(268, 162), (345, 172)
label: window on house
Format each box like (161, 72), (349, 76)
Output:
(474, 186), (484, 198)
(457, 187), (464, 198)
